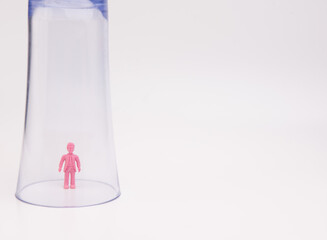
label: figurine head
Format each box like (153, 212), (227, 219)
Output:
(67, 143), (75, 153)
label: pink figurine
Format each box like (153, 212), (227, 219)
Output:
(58, 143), (81, 189)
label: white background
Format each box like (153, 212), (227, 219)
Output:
(1, 0), (327, 239)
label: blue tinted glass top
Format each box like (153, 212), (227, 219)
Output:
(29, 0), (108, 19)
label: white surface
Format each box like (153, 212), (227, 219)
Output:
(1, 0), (327, 239)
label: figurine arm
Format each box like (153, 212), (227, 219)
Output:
(59, 155), (65, 172)
(76, 156), (81, 172)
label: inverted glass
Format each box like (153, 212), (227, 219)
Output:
(16, 0), (120, 207)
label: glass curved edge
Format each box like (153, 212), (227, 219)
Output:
(15, 179), (121, 208)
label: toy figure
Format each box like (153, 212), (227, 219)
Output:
(58, 143), (81, 189)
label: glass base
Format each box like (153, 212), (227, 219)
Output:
(16, 180), (120, 208)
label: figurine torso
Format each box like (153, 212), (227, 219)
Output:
(63, 154), (78, 172)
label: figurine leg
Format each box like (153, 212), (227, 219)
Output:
(70, 171), (75, 189)
(64, 171), (69, 189)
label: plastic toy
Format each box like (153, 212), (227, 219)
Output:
(59, 143), (81, 189)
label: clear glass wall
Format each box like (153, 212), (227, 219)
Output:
(16, 0), (120, 207)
